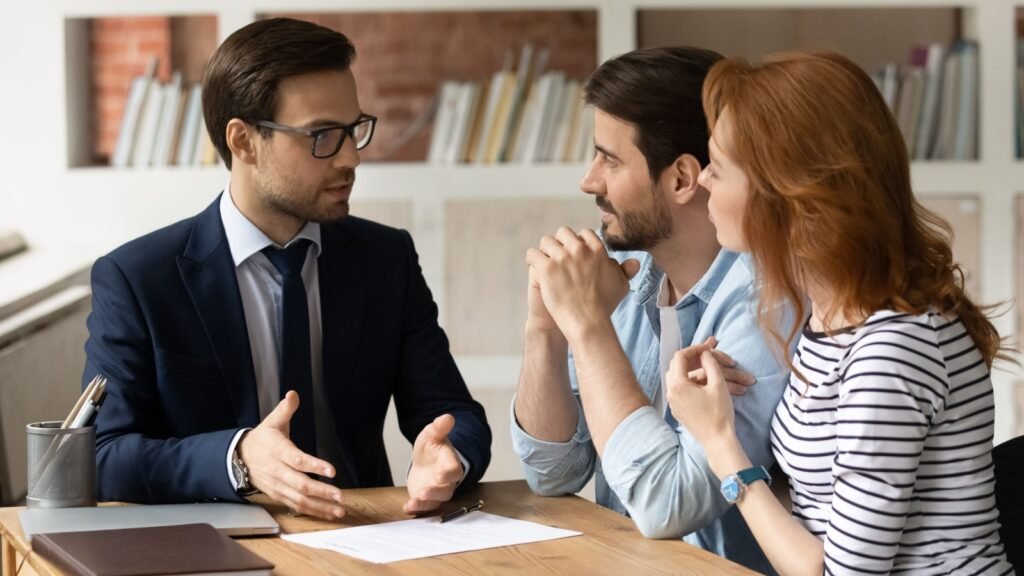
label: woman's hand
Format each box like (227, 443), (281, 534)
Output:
(672, 336), (757, 396)
(666, 343), (739, 449)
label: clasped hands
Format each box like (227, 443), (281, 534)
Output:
(524, 226), (640, 338)
(239, 391), (464, 520)
(525, 226), (756, 444)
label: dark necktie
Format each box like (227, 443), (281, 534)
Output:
(261, 239), (317, 457)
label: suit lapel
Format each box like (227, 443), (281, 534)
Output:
(177, 196), (260, 427)
(318, 222), (363, 486)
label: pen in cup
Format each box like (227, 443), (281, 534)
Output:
(69, 384), (107, 429)
(438, 499), (484, 524)
(28, 376), (107, 494)
(61, 375), (102, 428)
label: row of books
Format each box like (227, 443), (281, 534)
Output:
(427, 46), (595, 165)
(111, 58), (219, 168)
(871, 40), (978, 161)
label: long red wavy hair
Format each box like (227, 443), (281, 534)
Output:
(702, 51), (1008, 369)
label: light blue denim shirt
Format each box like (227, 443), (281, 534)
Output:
(511, 249), (789, 574)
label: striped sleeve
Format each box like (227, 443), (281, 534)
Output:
(825, 323), (944, 575)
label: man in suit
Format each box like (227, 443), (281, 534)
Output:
(84, 17), (491, 520)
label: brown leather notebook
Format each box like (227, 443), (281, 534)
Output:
(31, 522), (274, 576)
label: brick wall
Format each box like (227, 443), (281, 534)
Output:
(89, 11), (597, 164)
(269, 11), (598, 161)
(91, 17), (173, 163)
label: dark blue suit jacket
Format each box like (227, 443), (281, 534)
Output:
(84, 196), (491, 503)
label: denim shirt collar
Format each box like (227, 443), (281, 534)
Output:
(631, 248), (739, 308)
(621, 248), (736, 335)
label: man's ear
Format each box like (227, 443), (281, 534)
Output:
(664, 153), (703, 205)
(225, 118), (258, 166)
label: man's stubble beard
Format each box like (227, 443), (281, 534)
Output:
(600, 187), (673, 252)
(257, 166), (353, 224)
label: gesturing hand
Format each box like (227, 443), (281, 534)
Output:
(666, 347), (737, 449)
(238, 391), (345, 520)
(404, 414), (464, 514)
(674, 337), (757, 397)
(525, 226), (640, 339)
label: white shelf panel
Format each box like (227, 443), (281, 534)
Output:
(631, 0), (977, 8)
(358, 163), (589, 200)
(70, 0), (977, 13)
(65, 162), (988, 198)
(253, 0), (601, 11)
(65, 163), (590, 201)
(59, 0), (226, 18)
(910, 162), (985, 194)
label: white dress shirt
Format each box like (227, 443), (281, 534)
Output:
(220, 185), (325, 487)
(655, 275), (682, 417)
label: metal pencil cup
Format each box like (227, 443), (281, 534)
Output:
(26, 421), (96, 508)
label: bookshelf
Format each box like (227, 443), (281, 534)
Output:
(3, 0), (1020, 447)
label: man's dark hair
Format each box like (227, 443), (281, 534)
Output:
(202, 17), (356, 169)
(583, 47), (722, 181)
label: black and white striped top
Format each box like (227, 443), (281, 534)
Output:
(771, 310), (1013, 575)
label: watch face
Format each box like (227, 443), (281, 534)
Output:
(231, 456), (248, 490)
(721, 477), (741, 503)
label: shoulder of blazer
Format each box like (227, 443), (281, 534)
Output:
(327, 215), (411, 255)
(105, 214), (198, 273)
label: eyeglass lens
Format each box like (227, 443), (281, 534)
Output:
(313, 118), (374, 157)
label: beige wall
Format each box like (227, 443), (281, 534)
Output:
(445, 197), (597, 355)
(349, 201), (412, 231)
(922, 196), (980, 298)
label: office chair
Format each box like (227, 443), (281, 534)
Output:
(994, 435), (1023, 565)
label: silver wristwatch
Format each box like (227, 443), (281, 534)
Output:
(231, 437), (253, 494)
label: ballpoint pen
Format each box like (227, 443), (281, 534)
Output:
(61, 375), (101, 428)
(69, 393), (103, 429)
(438, 500), (484, 524)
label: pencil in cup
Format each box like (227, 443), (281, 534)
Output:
(26, 376), (106, 507)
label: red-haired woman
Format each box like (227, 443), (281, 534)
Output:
(667, 51), (1014, 575)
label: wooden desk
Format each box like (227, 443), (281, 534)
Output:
(0, 480), (754, 575)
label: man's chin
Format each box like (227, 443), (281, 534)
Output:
(310, 203), (350, 223)
(604, 234), (635, 252)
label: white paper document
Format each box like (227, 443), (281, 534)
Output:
(282, 512), (582, 564)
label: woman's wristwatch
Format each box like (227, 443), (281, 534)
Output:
(720, 465), (772, 504)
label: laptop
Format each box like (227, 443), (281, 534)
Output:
(19, 502), (280, 541)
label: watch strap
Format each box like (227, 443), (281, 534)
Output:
(230, 430), (256, 494)
(736, 465), (772, 488)
(720, 465), (772, 504)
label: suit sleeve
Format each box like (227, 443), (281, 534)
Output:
(391, 230), (491, 487)
(86, 256), (242, 503)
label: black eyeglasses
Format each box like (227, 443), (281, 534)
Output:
(250, 114), (377, 158)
